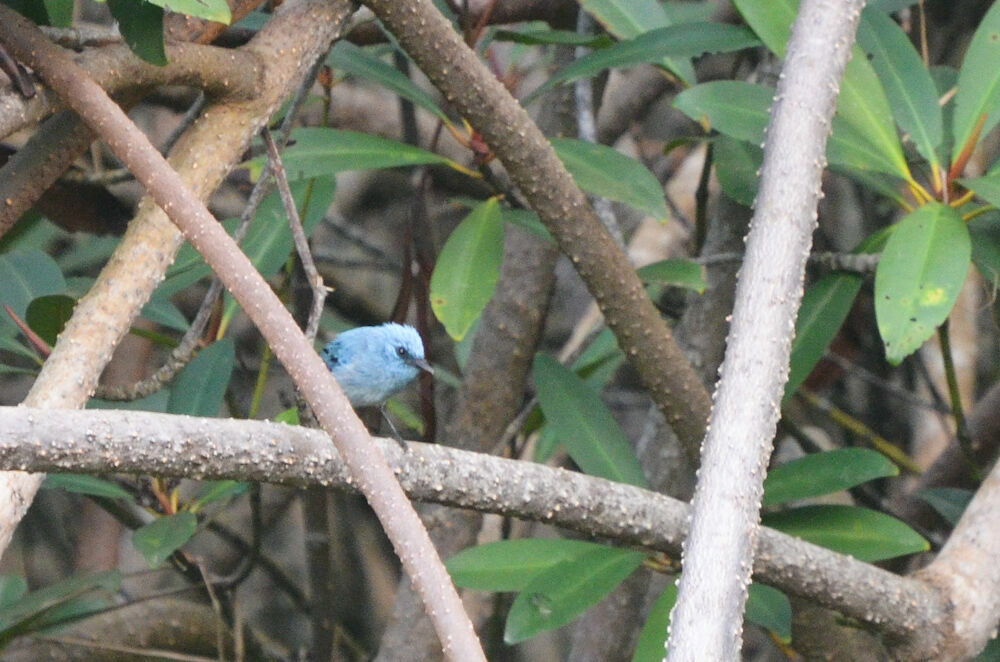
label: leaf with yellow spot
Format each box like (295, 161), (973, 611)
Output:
(875, 203), (970, 365)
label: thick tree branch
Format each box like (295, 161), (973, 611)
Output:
(361, 0), (712, 460)
(0, 5), (485, 660)
(0, 406), (950, 647)
(0, 42), (261, 238)
(668, 1), (866, 660)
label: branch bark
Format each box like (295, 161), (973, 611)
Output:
(668, 1), (866, 659)
(0, 405), (951, 650)
(0, 3), (484, 659)
(361, 0), (713, 460)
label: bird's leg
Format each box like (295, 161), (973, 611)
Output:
(379, 404), (409, 451)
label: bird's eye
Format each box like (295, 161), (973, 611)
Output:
(396, 346), (408, 358)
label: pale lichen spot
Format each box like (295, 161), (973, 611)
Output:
(920, 287), (946, 307)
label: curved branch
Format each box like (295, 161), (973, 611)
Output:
(0, 405), (950, 648)
(0, 41), (260, 138)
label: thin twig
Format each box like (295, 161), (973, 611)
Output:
(262, 128), (329, 343)
(938, 321), (981, 482)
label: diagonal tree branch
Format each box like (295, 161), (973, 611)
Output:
(360, 0), (712, 460)
(0, 5), (485, 660)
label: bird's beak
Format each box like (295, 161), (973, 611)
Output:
(412, 358), (434, 375)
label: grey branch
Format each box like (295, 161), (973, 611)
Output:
(0, 406), (947, 648)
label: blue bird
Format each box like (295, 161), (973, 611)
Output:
(321, 323), (433, 444)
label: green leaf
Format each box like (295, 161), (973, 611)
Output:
(732, 0), (795, 57)
(836, 47), (911, 180)
(763, 448), (898, 507)
(492, 26), (614, 48)
(746, 584), (791, 642)
(674, 81), (771, 144)
(140, 292), (189, 332)
(0, 570), (121, 641)
(500, 207), (554, 243)
(969, 213), (1000, 286)
(579, 0), (695, 84)
(533, 353), (648, 487)
(952, 0), (1000, 162)
(107, 0), (166, 66)
(146, 0), (230, 22)
(828, 113), (911, 179)
(0, 250), (66, 332)
(327, 42), (447, 121)
(529, 24), (759, 102)
(917, 487), (973, 526)
(243, 128), (452, 181)
(636, 259), (706, 293)
(0, 576), (26, 611)
(189, 481), (248, 512)
(42, 474), (135, 502)
(552, 138), (668, 220)
(504, 546), (645, 643)
(166, 339), (235, 416)
(132, 513), (198, 568)
(959, 173), (1000, 209)
(430, 198), (505, 340)
(447, 539), (614, 592)
(239, 177), (337, 279)
(875, 203), (971, 364)
(632, 584), (677, 662)
(763, 505), (928, 562)
(856, 8), (943, 170)
(784, 272), (864, 401)
(41, 0), (72, 26)
(713, 136), (762, 207)
(25, 294), (75, 347)
(735, 0), (909, 180)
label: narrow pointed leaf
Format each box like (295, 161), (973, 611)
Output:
(763, 505), (928, 561)
(42, 475), (135, 502)
(504, 546), (645, 643)
(533, 353), (648, 487)
(243, 128), (452, 181)
(132, 513), (198, 569)
(633, 584), (678, 662)
(952, 1), (1000, 163)
(732, 0), (795, 57)
(25, 294), (75, 347)
(674, 81), (771, 144)
(327, 42), (447, 121)
(958, 173), (1000, 209)
(636, 259), (706, 293)
(447, 539), (614, 592)
(430, 198), (505, 340)
(875, 203), (970, 364)
(552, 138), (668, 220)
(746, 584), (791, 642)
(784, 273), (863, 402)
(735, 0), (909, 180)
(856, 8), (943, 170)
(528, 24), (759, 102)
(0, 250), (66, 332)
(763, 448), (898, 507)
(166, 339), (235, 416)
(107, 0), (166, 66)
(578, 0), (694, 84)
